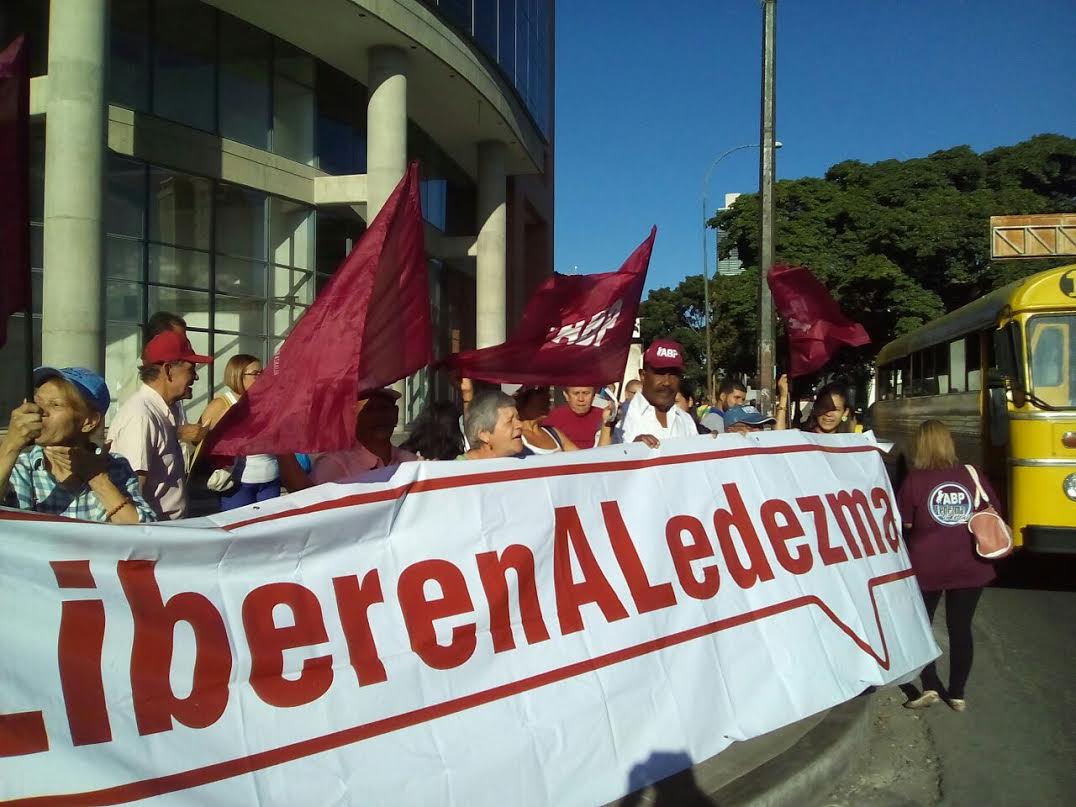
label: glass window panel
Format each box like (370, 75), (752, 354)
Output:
(153, 0), (216, 132)
(272, 266), (314, 304)
(950, 339), (965, 393)
(273, 76), (315, 166)
(30, 223), (42, 270)
(474, 0), (498, 54)
(104, 322), (142, 424)
(148, 168), (212, 250)
(315, 206), (365, 278)
(0, 314), (41, 419)
(440, 0), (473, 32)
(216, 255), (268, 298)
(218, 15), (271, 150)
(149, 286), (211, 331)
(212, 333), (268, 394)
(107, 156), (145, 238)
(149, 244), (211, 288)
(215, 295), (266, 336)
(110, 0), (150, 110)
(271, 297), (309, 339)
(0, 1), (49, 77)
(316, 63), (364, 176)
(107, 236), (143, 281)
(184, 329), (213, 415)
(270, 198), (313, 269)
(216, 184), (266, 259)
(30, 123), (45, 221)
(498, 0), (516, 81)
(274, 41), (314, 86)
(106, 279), (144, 324)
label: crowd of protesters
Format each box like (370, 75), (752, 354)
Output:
(1, 311), (863, 526)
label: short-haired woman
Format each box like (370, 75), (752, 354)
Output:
(0, 367), (157, 522)
(460, 391), (523, 460)
(198, 354), (280, 510)
(897, 419), (998, 712)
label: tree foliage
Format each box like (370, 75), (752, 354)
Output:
(641, 134), (1076, 390)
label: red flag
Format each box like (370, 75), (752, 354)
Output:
(444, 227), (656, 386)
(767, 264), (870, 377)
(0, 35), (30, 349)
(207, 162), (430, 456)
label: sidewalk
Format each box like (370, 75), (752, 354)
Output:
(610, 694), (873, 806)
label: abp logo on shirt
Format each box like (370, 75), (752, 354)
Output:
(927, 482), (973, 526)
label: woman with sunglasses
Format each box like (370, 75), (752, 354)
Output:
(198, 354), (280, 510)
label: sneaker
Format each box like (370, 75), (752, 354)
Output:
(904, 690), (940, 709)
(947, 698), (967, 712)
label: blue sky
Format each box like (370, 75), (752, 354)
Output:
(553, 0), (1076, 293)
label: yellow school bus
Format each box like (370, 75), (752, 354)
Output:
(870, 264), (1076, 553)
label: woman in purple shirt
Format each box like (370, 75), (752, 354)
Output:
(897, 420), (998, 712)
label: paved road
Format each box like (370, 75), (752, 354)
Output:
(825, 553), (1076, 806)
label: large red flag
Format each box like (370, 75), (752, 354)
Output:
(207, 162), (430, 456)
(444, 227), (656, 386)
(0, 35), (29, 350)
(767, 263), (870, 377)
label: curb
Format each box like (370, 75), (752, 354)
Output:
(709, 694), (873, 806)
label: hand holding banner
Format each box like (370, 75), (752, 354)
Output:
(0, 432), (938, 806)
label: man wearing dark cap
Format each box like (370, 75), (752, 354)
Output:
(615, 340), (699, 447)
(109, 330), (212, 519)
(311, 387), (417, 484)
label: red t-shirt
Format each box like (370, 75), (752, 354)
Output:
(896, 466), (998, 592)
(543, 405), (603, 449)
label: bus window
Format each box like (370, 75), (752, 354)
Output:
(895, 356), (907, 397)
(878, 367), (892, 400)
(966, 333), (982, 391)
(921, 348), (937, 395)
(949, 339), (965, 393)
(1027, 316), (1074, 407)
(935, 343), (950, 394)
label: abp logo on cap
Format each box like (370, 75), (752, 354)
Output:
(643, 339), (685, 370)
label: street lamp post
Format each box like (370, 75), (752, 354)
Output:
(758, 0), (779, 415)
(701, 141), (782, 402)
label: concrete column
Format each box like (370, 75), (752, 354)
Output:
(476, 140), (507, 348)
(41, 0), (109, 370)
(366, 46), (408, 221)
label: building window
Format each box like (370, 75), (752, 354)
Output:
(218, 14), (271, 150)
(99, 155), (314, 420)
(153, 0), (216, 133)
(316, 62), (367, 176)
(110, 0), (150, 111)
(272, 41), (315, 165)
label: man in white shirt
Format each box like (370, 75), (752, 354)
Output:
(615, 340), (699, 447)
(311, 388), (417, 484)
(109, 330), (212, 519)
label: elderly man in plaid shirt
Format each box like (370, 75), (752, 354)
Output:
(0, 367), (157, 523)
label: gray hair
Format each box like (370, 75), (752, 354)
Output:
(464, 390), (515, 448)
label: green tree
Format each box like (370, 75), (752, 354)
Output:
(643, 134), (1076, 386)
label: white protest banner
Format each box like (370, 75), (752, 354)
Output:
(0, 431), (939, 806)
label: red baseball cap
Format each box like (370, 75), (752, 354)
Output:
(643, 339), (685, 371)
(142, 330), (212, 365)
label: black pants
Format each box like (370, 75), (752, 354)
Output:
(913, 587), (984, 700)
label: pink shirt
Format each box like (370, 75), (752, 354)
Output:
(311, 443), (417, 485)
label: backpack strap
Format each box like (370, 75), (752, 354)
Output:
(965, 464), (989, 509)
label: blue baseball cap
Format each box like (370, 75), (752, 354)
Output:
(32, 367), (111, 415)
(724, 404), (776, 428)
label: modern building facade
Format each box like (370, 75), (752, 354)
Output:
(0, 0), (554, 424)
(716, 192), (744, 277)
